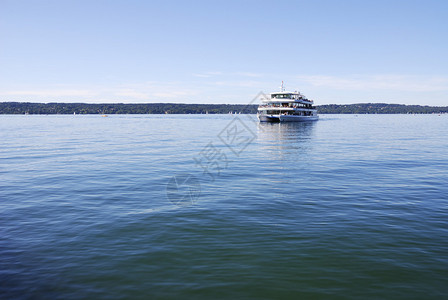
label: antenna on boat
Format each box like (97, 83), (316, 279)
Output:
(281, 81), (285, 92)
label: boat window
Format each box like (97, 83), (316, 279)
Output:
(272, 94), (292, 99)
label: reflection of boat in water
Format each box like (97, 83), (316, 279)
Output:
(258, 122), (316, 143)
(257, 121), (317, 163)
(258, 82), (318, 122)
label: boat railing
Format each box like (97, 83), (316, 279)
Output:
(260, 93), (314, 104)
(258, 103), (317, 109)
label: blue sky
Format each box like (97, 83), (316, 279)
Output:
(1, 0), (447, 105)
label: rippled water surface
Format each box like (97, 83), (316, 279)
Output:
(1, 114), (448, 299)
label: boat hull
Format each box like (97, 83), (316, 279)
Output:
(258, 114), (319, 122)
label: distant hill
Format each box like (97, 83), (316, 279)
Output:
(0, 102), (255, 115)
(318, 103), (448, 114)
(1, 102), (447, 114)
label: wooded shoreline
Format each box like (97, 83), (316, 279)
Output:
(1, 102), (447, 115)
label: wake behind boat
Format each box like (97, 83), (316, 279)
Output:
(257, 82), (318, 122)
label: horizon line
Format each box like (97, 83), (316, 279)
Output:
(1, 101), (448, 107)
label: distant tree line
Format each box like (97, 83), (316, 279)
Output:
(1, 102), (447, 114)
(0, 102), (256, 114)
(317, 103), (448, 114)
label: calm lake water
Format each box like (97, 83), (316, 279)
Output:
(1, 114), (448, 299)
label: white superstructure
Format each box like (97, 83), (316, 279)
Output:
(257, 82), (318, 122)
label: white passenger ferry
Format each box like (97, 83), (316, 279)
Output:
(258, 82), (318, 122)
